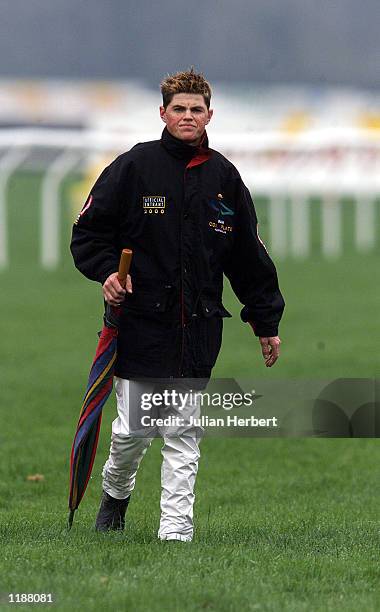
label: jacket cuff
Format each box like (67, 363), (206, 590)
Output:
(241, 308), (279, 337)
(247, 320), (279, 338)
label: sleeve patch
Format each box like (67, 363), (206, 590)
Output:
(80, 194), (93, 216)
(74, 194), (94, 225)
(257, 223), (268, 253)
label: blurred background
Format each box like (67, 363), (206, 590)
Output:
(1, 0), (380, 266)
(1, 3), (379, 606)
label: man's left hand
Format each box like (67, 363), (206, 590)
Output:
(259, 336), (281, 367)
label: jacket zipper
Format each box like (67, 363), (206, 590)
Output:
(178, 169), (187, 377)
(178, 287), (185, 377)
(178, 146), (211, 377)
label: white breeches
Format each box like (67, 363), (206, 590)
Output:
(102, 377), (203, 542)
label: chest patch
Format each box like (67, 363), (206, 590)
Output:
(143, 195), (166, 214)
(208, 195), (234, 235)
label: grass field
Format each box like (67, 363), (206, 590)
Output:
(0, 172), (379, 610)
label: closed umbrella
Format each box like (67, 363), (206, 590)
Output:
(68, 248), (132, 528)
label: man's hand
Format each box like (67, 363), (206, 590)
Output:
(259, 336), (281, 367)
(103, 272), (132, 306)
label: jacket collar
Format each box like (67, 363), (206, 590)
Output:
(160, 127), (209, 160)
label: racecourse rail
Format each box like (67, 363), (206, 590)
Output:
(0, 127), (379, 268)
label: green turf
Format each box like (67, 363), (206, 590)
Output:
(0, 172), (379, 611)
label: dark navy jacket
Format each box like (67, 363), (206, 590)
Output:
(70, 128), (285, 378)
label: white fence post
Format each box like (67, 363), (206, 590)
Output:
(0, 148), (31, 269)
(269, 195), (288, 258)
(355, 197), (376, 252)
(40, 150), (82, 269)
(321, 195), (341, 257)
(290, 195), (310, 257)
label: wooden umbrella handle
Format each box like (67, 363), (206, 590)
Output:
(117, 249), (133, 286)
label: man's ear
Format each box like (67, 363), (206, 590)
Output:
(159, 106), (167, 123)
(206, 109), (213, 125)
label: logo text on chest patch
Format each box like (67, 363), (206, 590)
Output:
(143, 195), (166, 214)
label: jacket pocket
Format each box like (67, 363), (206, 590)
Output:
(123, 286), (173, 314)
(190, 315), (223, 371)
(190, 299), (230, 372)
(199, 299), (232, 318)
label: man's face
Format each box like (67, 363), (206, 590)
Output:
(160, 93), (213, 145)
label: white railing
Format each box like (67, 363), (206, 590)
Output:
(0, 127), (379, 268)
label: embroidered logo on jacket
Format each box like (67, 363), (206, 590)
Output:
(208, 194), (234, 234)
(143, 195), (166, 214)
(209, 220), (233, 234)
(208, 199), (234, 217)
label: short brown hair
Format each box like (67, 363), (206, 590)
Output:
(160, 68), (212, 109)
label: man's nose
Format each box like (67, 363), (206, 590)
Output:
(184, 108), (193, 119)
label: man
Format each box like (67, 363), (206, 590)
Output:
(70, 68), (284, 542)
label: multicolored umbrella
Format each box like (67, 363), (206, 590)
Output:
(68, 248), (132, 528)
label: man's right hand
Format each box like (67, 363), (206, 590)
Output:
(103, 272), (132, 306)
